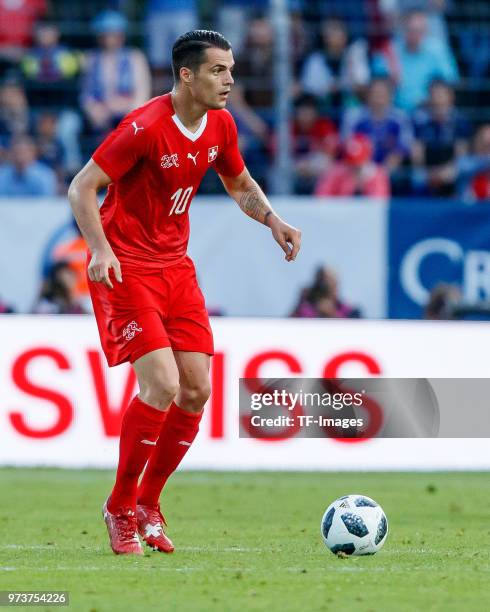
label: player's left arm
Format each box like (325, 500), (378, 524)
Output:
(219, 167), (302, 262)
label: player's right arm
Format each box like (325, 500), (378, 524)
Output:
(68, 159), (122, 290)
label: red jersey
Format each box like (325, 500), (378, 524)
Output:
(0, 0), (46, 48)
(92, 93), (245, 267)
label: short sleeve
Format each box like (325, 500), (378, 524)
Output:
(92, 113), (150, 181)
(214, 111), (245, 178)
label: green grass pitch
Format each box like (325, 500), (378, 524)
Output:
(0, 469), (489, 611)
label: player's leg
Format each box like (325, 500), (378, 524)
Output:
(136, 351), (210, 552)
(88, 260), (180, 554)
(138, 257), (213, 505)
(108, 348), (179, 512)
(174, 350), (211, 412)
(135, 256), (213, 551)
(103, 348), (179, 555)
(138, 351), (210, 504)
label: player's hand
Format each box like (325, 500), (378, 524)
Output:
(269, 217), (302, 262)
(88, 245), (122, 289)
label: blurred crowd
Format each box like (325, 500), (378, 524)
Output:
(0, 0), (489, 200)
(290, 266), (362, 319)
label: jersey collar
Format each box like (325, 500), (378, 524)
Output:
(171, 112), (208, 142)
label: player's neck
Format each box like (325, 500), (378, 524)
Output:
(170, 88), (207, 133)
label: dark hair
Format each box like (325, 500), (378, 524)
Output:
(294, 93), (319, 110)
(429, 78), (452, 93)
(41, 261), (72, 302)
(172, 30), (231, 81)
(424, 283), (459, 320)
(35, 18), (58, 31)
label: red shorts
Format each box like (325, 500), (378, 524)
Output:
(88, 255), (214, 367)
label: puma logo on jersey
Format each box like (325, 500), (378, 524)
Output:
(187, 151), (199, 165)
(208, 146), (219, 162)
(161, 154), (179, 169)
(122, 320), (142, 341)
(132, 121), (144, 135)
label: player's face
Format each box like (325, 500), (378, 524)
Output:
(192, 48), (235, 110)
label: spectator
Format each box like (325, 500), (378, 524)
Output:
(290, 8), (310, 76)
(0, 135), (56, 197)
(235, 17), (274, 115)
(303, 0), (369, 40)
(0, 80), (31, 153)
(0, 295), (15, 313)
(52, 221), (91, 311)
(21, 20), (80, 109)
(226, 85), (270, 189)
(0, 0), (47, 77)
(342, 77), (412, 174)
(374, 10), (458, 111)
(81, 10), (151, 134)
(458, 125), (490, 202)
(292, 93), (338, 194)
(424, 283), (462, 319)
(145, 0), (197, 92)
(218, 1), (270, 56)
(21, 20), (82, 174)
(424, 279), (490, 319)
(291, 265), (361, 318)
(315, 133), (390, 197)
(366, 1), (402, 85)
(412, 79), (471, 196)
(468, 174), (490, 203)
(300, 19), (369, 114)
(386, 1), (454, 63)
(32, 260), (87, 314)
(456, 18), (490, 83)
(291, 287), (320, 318)
(34, 112), (66, 188)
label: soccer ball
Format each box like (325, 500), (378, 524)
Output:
(320, 494), (388, 556)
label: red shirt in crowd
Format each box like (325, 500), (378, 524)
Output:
(315, 161), (390, 198)
(0, 0), (47, 49)
(471, 173), (490, 201)
(292, 117), (338, 156)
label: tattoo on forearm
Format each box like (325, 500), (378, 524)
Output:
(238, 187), (270, 223)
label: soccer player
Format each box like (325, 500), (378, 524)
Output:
(68, 30), (301, 556)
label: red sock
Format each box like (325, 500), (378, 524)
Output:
(137, 402), (202, 506)
(108, 395), (167, 513)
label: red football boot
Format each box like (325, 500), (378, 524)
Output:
(102, 499), (143, 555)
(136, 503), (175, 553)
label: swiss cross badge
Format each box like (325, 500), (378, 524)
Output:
(208, 146), (219, 162)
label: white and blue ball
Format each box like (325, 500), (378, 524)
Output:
(321, 494), (388, 556)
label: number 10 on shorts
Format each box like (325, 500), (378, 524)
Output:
(169, 186), (193, 215)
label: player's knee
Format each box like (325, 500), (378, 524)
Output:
(179, 381), (211, 411)
(140, 375), (180, 409)
(156, 377), (180, 403)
